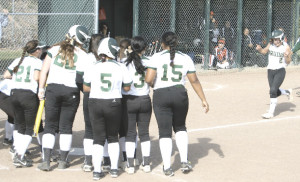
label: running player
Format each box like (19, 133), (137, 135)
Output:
(123, 36), (152, 174)
(76, 33), (105, 172)
(256, 29), (293, 119)
(145, 31), (209, 176)
(37, 25), (90, 171)
(83, 37), (132, 180)
(3, 40), (45, 167)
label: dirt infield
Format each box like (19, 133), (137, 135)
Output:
(0, 66), (299, 182)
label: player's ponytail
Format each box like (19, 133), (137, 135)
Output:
(13, 40), (39, 73)
(58, 37), (75, 68)
(162, 31), (178, 67)
(88, 34), (105, 61)
(125, 36), (147, 75)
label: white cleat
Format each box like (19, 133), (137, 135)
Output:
(142, 165), (151, 173)
(262, 113), (274, 119)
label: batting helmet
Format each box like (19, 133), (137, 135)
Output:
(67, 25), (90, 45)
(97, 37), (119, 59)
(271, 29), (284, 42)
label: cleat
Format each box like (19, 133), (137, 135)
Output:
(57, 160), (70, 169)
(13, 155), (32, 167)
(181, 161), (192, 174)
(296, 91), (300, 97)
(142, 165), (151, 173)
(82, 163), (93, 172)
(93, 172), (105, 181)
(110, 169), (119, 178)
(120, 161), (127, 171)
(262, 113), (274, 119)
(163, 167), (174, 177)
(126, 166), (134, 174)
(3, 138), (13, 146)
(287, 89), (293, 101)
(38, 161), (50, 171)
(102, 165), (111, 173)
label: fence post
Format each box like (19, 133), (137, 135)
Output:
(204, 0), (211, 70)
(94, 0), (99, 34)
(132, 0), (139, 37)
(236, 0), (243, 68)
(170, 0), (176, 32)
(267, 0), (273, 40)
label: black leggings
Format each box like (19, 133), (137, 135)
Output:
(0, 92), (14, 124)
(89, 98), (122, 146)
(83, 92), (93, 139)
(153, 85), (189, 138)
(10, 89), (39, 136)
(268, 68), (286, 98)
(125, 95), (152, 143)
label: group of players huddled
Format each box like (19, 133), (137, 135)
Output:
(0, 25), (209, 180)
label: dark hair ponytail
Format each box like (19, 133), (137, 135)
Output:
(161, 31), (178, 67)
(125, 36), (147, 75)
(88, 33), (105, 61)
(13, 40), (39, 73)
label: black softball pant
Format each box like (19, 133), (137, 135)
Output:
(83, 92), (93, 139)
(118, 97), (128, 138)
(153, 85), (189, 139)
(10, 89), (39, 135)
(125, 95), (152, 143)
(89, 98), (122, 146)
(0, 92), (14, 124)
(44, 84), (80, 135)
(268, 68), (286, 98)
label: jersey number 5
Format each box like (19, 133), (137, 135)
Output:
(101, 73), (112, 92)
(161, 64), (183, 82)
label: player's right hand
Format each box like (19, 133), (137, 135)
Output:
(202, 100), (209, 113)
(38, 88), (45, 100)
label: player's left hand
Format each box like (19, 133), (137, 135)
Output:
(202, 100), (209, 113)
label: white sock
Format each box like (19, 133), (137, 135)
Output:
(12, 130), (18, 149)
(37, 132), (43, 145)
(175, 131), (188, 163)
(125, 142), (136, 158)
(159, 138), (172, 170)
(14, 132), (22, 154)
(141, 141), (150, 157)
(5, 121), (14, 140)
(279, 88), (288, 95)
(83, 138), (93, 156)
(103, 140), (109, 157)
(119, 137), (126, 152)
(42, 133), (55, 149)
(269, 98), (277, 114)
(92, 144), (103, 173)
(59, 134), (72, 151)
(19, 135), (32, 158)
(108, 142), (120, 170)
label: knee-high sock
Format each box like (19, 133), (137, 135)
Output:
(37, 132), (43, 146)
(159, 138), (172, 170)
(42, 133), (55, 149)
(5, 121), (14, 140)
(92, 144), (103, 173)
(83, 138), (93, 156)
(108, 142), (120, 170)
(125, 142), (135, 158)
(269, 98), (277, 114)
(59, 134), (72, 151)
(18, 135), (32, 158)
(141, 141), (150, 157)
(175, 131), (188, 163)
(13, 131), (22, 154)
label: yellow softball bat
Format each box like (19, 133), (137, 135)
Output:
(34, 99), (45, 135)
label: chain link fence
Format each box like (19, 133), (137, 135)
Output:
(0, 0), (96, 75)
(136, 0), (300, 70)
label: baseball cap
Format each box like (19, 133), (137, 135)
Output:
(218, 39), (225, 44)
(37, 41), (47, 49)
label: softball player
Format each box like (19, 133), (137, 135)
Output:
(0, 79), (15, 146)
(37, 25), (90, 171)
(256, 29), (293, 119)
(3, 40), (45, 167)
(145, 31), (209, 176)
(76, 33), (105, 172)
(122, 36), (152, 174)
(83, 37), (132, 180)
